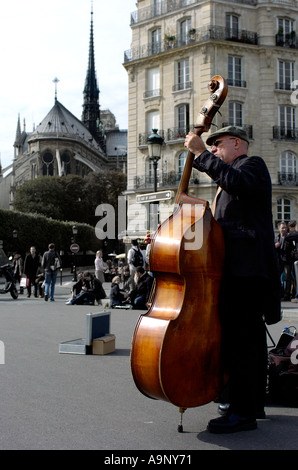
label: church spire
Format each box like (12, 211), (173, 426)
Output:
(82, 2), (105, 151)
(15, 114), (22, 144)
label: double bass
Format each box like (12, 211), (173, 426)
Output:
(130, 76), (228, 431)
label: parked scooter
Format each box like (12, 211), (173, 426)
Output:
(0, 257), (18, 299)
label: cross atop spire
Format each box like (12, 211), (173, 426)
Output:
(53, 77), (60, 102)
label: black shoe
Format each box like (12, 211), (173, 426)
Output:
(44, 294), (48, 301)
(207, 413), (257, 434)
(217, 403), (266, 420)
(218, 403), (230, 415)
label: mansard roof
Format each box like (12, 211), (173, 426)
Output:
(29, 100), (105, 154)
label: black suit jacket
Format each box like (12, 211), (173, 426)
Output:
(193, 150), (281, 324)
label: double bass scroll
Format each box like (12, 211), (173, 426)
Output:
(176, 75), (228, 205)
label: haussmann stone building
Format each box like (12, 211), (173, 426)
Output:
(123, 0), (298, 239)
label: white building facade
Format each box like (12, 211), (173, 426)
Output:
(123, 0), (298, 239)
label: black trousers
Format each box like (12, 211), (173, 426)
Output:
(219, 276), (268, 418)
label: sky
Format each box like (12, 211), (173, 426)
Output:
(0, 0), (137, 170)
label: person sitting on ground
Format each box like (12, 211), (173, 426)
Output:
(66, 271), (106, 305)
(121, 265), (135, 294)
(127, 266), (153, 310)
(109, 276), (127, 308)
(71, 272), (84, 297)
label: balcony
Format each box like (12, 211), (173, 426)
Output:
(273, 126), (298, 141)
(143, 88), (162, 99)
(130, 0), (257, 25)
(131, 0), (197, 25)
(278, 172), (298, 186)
(139, 127), (193, 146)
(172, 81), (192, 92)
(138, 130), (165, 146)
(124, 25), (258, 63)
(275, 82), (296, 91)
(276, 33), (297, 49)
(133, 171), (199, 190)
(227, 79), (247, 88)
(167, 126), (193, 141)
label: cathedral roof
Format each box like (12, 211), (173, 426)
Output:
(29, 100), (104, 154)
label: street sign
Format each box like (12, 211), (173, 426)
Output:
(136, 190), (174, 203)
(70, 243), (80, 253)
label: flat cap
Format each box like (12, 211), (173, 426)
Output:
(206, 126), (250, 146)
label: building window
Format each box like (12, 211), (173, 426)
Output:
(177, 151), (187, 179)
(146, 157), (160, 186)
(228, 102), (243, 126)
(31, 162), (37, 179)
(279, 151), (297, 184)
(278, 60), (294, 90)
(151, 28), (162, 54)
(176, 104), (190, 135)
(147, 110), (160, 135)
(280, 151), (296, 174)
(228, 56), (244, 87)
(226, 14), (239, 39)
(174, 59), (190, 91)
(61, 152), (71, 175)
(153, 0), (164, 16)
(145, 67), (160, 98)
(277, 18), (295, 39)
(179, 18), (191, 45)
(42, 152), (54, 176)
(276, 18), (296, 47)
(279, 105), (296, 136)
(277, 197), (293, 224)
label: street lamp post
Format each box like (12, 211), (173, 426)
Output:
(72, 225), (78, 282)
(12, 229), (18, 254)
(147, 129), (164, 228)
(147, 129), (164, 192)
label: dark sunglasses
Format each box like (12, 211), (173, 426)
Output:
(211, 138), (236, 147)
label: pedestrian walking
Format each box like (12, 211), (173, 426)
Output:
(41, 243), (62, 302)
(23, 246), (40, 298)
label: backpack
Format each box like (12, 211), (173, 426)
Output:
(132, 248), (144, 267)
(268, 326), (298, 406)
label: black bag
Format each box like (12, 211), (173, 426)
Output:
(132, 249), (143, 267)
(268, 326), (298, 406)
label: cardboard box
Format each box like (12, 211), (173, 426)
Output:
(92, 334), (115, 355)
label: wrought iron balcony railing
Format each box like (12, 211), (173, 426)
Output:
(172, 81), (192, 92)
(133, 171), (199, 190)
(138, 130), (165, 146)
(227, 78), (247, 88)
(276, 33), (297, 49)
(139, 127), (194, 145)
(273, 126), (298, 141)
(278, 172), (298, 186)
(130, 0), (257, 25)
(124, 25), (258, 63)
(275, 82), (296, 91)
(167, 126), (193, 141)
(143, 89), (162, 99)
